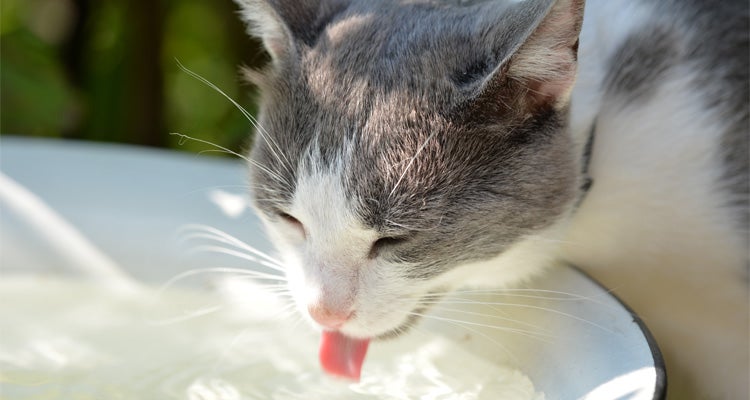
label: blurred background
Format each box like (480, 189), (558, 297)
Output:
(0, 0), (268, 155)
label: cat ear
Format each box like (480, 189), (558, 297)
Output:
(234, 0), (350, 64)
(474, 0), (585, 112)
(234, 0), (296, 63)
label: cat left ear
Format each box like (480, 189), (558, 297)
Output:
(476, 0), (585, 113)
(234, 0), (350, 67)
(234, 0), (296, 64)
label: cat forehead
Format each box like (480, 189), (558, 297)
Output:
(250, 0), (577, 220)
(255, 0), (555, 124)
(296, 2), (519, 107)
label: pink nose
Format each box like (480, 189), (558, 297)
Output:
(308, 304), (353, 329)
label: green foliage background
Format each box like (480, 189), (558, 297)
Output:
(1, 0), (267, 155)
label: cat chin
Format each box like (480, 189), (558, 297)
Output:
(342, 295), (438, 341)
(339, 309), (424, 341)
(373, 307), (427, 341)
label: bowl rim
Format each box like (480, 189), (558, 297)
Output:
(571, 265), (667, 400)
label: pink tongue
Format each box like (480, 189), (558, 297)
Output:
(319, 330), (370, 380)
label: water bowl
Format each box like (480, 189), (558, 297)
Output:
(0, 137), (666, 399)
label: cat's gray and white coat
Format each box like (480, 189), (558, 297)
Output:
(233, 0), (749, 398)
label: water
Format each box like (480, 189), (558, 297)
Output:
(0, 275), (544, 400)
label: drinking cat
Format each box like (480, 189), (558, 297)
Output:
(231, 0), (749, 398)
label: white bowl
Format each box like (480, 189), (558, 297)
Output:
(0, 137), (666, 399)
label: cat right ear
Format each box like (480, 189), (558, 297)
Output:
(468, 0), (585, 114)
(234, 0), (296, 64)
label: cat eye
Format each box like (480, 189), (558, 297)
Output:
(368, 236), (409, 259)
(277, 211), (305, 235)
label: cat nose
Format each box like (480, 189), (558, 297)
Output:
(308, 304), (353, 329)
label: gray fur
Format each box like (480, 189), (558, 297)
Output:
(245, 0), (583, 280)
(604, 27), (681, 102)
(602, 0), (749, 234)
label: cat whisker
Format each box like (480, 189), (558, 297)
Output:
(250, 301), (305, 325)
(159, 267), (286, 295)
(186, 245), (287, 274)
(431, 298), (614, 333)
(169, 132), (249, 162)
(408, 289), (614, 332)
(149, 305), (225, 326)
(179, 224), (284, 268)
(232, 280), (290, 290)
(286, 311), (310, 333)
(149, 282), (296, 328)
(265, 292), (295, 300)
(406, 312), (522, 363)
(195, 149), (248, 159)
(389, 130), (439, 198)
(238, 183), (285, 195)
(419, 287), (615, 306)
(457, 292), (607, 308)
(384, 216), (444, 232)
(170, 132), (290, 190)
(422, 304), (550, 331)
(179, 231), (285, 271)
(409, 310), (554, 344)
(234, 283), (294, 297)
(175, 59), (296, 182)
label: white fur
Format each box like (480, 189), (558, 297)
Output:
(435, 219), (573, 291)
(288, 162), (372, 321)
(563, 1), (749, 398)
(278, 155), (429, 338)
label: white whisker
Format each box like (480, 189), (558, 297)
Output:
(180, 234), (284, 272)
(170, 132), (250, 162)
(410, 311), (554, 343)
(425, 304), (548, 331)
(384, 216), (444, 232)
(170, 132), (290, 189)
(417, 287), (614, 307)
(187, 245), (287, 274)
(389, 130), (438, 198)
(408, 311), (520, 362)
(174, 59), (295, 182)
(180, 224), (284, 267)
(159, 267), (285, 295)
(149, 305), (224, 326)
(435, 298), (614, 333)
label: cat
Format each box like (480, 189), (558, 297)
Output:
(232, 0), (749, 398)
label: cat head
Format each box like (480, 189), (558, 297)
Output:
(235, 0), (585, 339)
